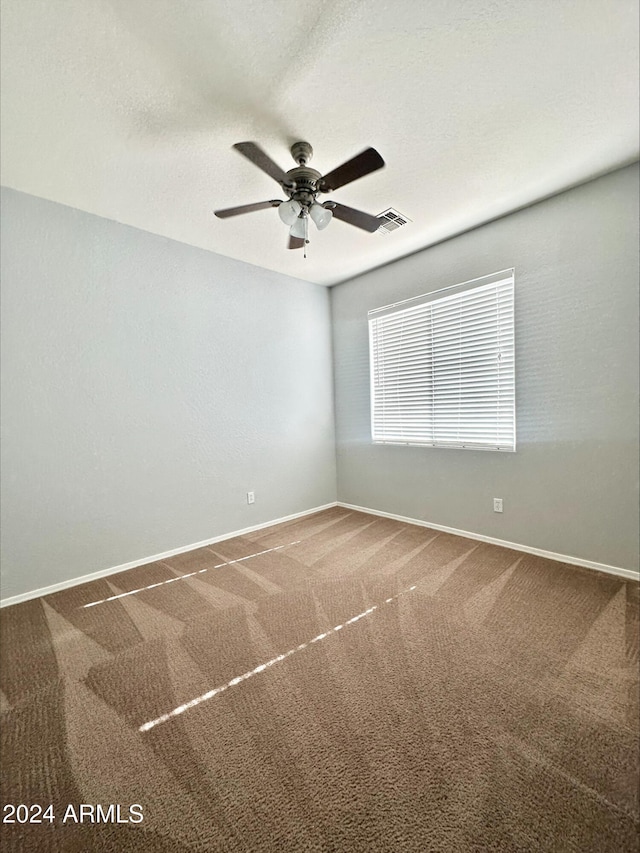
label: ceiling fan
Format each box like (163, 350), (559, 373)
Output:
(214, 141), (385, 253)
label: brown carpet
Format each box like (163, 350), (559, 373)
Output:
(1, 507), (638, 852)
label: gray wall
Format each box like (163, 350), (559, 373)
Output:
(3, 164), (638, 600)
(331, 164), (640, 571)
(1, 188), (337, 600)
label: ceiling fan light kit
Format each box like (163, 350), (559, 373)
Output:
(278, 198), (302, 226)
(215, 140), (385, 255)
(309, 202), (332, 230)
(289, 215), (307, 240)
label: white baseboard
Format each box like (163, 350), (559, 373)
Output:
(0, 502), (339, 608)
(3, 498), (635, 608)
(338, 502), (639, 581)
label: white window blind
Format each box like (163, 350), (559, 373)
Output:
(369, 270), (515, 451)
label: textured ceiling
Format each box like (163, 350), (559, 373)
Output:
(1, 0), (638, 286)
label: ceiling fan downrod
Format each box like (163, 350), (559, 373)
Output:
(290, 141), (313, 166)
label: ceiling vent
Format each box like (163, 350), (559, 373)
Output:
(376, 208), (411, 234)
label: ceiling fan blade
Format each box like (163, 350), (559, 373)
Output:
(233, 142), (288, 184)
(214, 200), (282, 218)
(288, 235), (305, 250)
(319, 148), (385, 192)
(325, 202), (382, 233)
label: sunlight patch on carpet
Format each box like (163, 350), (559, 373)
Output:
(81, 542), (301, 609)
(139, 585), (418, 732)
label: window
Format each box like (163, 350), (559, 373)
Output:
(368, 269), (515, 451)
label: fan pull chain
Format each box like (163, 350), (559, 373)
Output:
(304, 213), (308, 258)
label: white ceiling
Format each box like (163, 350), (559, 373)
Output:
(1, 0), (638, 286)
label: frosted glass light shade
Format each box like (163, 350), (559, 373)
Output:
(278, 199), (302, 226)
(289, 216), (307, 239)
(309, 203), (332, 230)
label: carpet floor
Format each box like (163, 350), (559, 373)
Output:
(0, 507), (638, 852)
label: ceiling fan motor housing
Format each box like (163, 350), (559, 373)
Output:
(285, 165), (322, 209)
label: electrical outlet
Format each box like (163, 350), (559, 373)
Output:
(493, 498), (503, 513)
(247, 491), (255, 505)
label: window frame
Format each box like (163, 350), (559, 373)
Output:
(368, 269), (516, 452)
